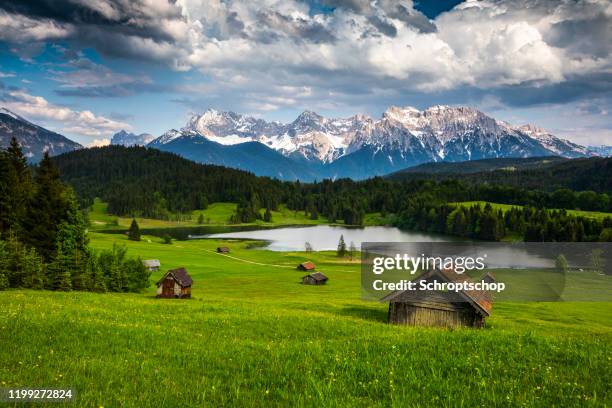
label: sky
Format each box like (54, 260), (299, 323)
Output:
(0, 0), (610, 147)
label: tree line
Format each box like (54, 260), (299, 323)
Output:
(51, 146), (612, 241)
(0, 138), (150, 291)
(396, 201), (612, 242)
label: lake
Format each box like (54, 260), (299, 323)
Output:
(204, 225), (461, 251)
(203, 225), (569, 271)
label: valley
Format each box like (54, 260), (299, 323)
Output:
(2, 230), (610, 406)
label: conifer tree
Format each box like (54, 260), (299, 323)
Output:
(337, 234), (346, 257)
(264, 206), (272, 222)
(23, 152), (67, 260)
(128, 218), (141, 241)
(46, 243), (72, 291)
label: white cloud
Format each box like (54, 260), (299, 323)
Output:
(3, 0), (611, 98)
(2, 90), (130, 138)
(87, 138), (111, 147)
(0, 71), (15, 78)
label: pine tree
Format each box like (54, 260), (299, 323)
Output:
(0, 138), (33, 237)
(46, 244), (72, 291)
(0, 241), (9, 290)
(128, 218), (141, 241)
(337, 234), (346, 257)
(264, 206), (272, 222)
(0, 270), (8, 290)
(23, 152), (67, 260)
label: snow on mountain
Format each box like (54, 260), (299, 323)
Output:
(110, 130), (156, 146)
(148, 129), (190, 146)
(587, 145), (612, 157)
(516, 124), (590, 158)
(147, 105), (591, 180)
(0, 107), (82, 161)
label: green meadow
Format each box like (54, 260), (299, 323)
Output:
(454, 200), (612, 221)
(1, 230), (611, 407)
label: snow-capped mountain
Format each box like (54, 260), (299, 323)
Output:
(148, 105), (592, 180)
(587, 145), (612, 157)
(0, 107), (82, 161)
(516, 124), (589, 158)
(110, 130), (155, 146)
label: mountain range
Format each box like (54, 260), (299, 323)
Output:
(110, 130), (155, 146)
(146, 105), (593, 180)
(1, 104), (610, 180)
(0, 108), (81, 161)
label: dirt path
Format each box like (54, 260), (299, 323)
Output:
(203, 249), (294, 269)
(203, 249), (360, 273)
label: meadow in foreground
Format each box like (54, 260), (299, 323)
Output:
(1, 232), (610, 407)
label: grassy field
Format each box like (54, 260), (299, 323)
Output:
(454, 201), (612, 221)
(87, 199), (389, 232)
(1, 231), (611, 406)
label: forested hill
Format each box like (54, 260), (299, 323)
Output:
(52, 145), (286, 217)
(388, 157), (612, 194)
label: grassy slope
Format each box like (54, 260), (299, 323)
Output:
(89, 199), (335, 231)
(1, 232), (610, 406)
(453, 201), (612, 221)
(89, 199), (392, 231)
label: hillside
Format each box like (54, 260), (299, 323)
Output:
(0, 108), (81, 161)
(389, 156), (612, 194)
(51, 145), (285, 217)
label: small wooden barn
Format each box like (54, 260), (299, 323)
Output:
(302, 272), (328, 285)
(217, 246), (230, 253)
(381, 269), (493, 328)
(297, 261), (316, 271)
(156, 267), (193, 298)
(142, 259), (161, 272)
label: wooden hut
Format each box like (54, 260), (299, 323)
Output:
(217, 246), (230, 253)
(381, 269), (492, 328)
(302, 272), (328, 285)
(156, 267), (193, 298)
(142, 259), (160, 272)
(297, 261), (316, 271)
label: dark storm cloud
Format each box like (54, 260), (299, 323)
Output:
(0, 0), (183, 43)
(545, 13), (611, 58)
(493, 73), (612, 108)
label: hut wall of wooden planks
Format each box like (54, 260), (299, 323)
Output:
(382, 269), (493, 328)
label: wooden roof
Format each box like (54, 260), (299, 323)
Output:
(303, 272), (328, 282)
(156, 267), (193, 288)
(299, 261), (316, 270)
(381, 268), (493, 316)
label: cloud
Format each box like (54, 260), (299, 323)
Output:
(49, 55), (168, 97)
(0, 72), (16, 78)
(0, 88), (130, 138)
(0, 0), (611, 142)
(87, 138), (111, 147)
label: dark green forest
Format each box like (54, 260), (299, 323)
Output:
(51, 146), (612, 242)
(389, 156), (612, 194)
(0, 138), (150, 291)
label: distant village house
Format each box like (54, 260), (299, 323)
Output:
(143, 259), (161, 272)
(382, 269), (494, 328)
(302, 272), (328, 285)
(297, 261), (316, 271)
(156, 267), (193, 298)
